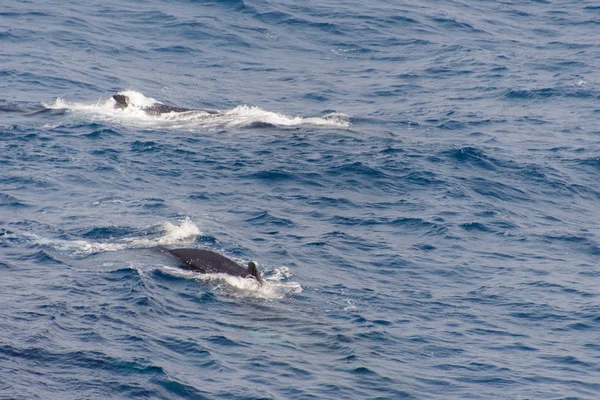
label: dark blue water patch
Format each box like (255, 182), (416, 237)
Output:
(412, 243), (436, 251)
(102, 280), (153, 309)
(0, 193), (28, 208)
(280, 17), (343, 36)
(455, 375), (516, 387)
(81, 128), (121, 139)
(130, 140), (161, 153)
(466, 177), (529, 202)
(245, 211), (295, 228)
(327, 161), (389, 179)
(135, 198), (167, 209)
(303, 91), (329, 102)
(389, 15), (420, 25)
(439, 147), (498, 171)
(15, 71), (98, 92)
(430, 17), (486, 34)
(403, 170), (445, 187)
(206, 335), (247, 347)
(575, 156), (600, 171)
(539, 354), (592, 368)
(0, 10), (51, 19)
(188, 192), (210, 201)
(562, 322), (593, 331)
(546, 41), (597, 50)
(380, 146), (404, 155)
(460, 222), (491, 232)
(0, 125), (20, 139)
(0, 101), (30, 113)
(349, 365), (380, 376)
(154, 45), (198, 54)
(465, 327), (528, 338)
(305, 240), (326, 247)
(423, 66), (474, 78)
(244, 169), (295, 182)
(391, 217), (448, 236)
(504, 87), (596, 100)
(18, 250), (65, 265)
(104, 267), (143, 283)
(524, 281), (594, 298)
(312, 230), (380, 254)
(153, 378), (210, 399)
(489, 342), (538, 352)
(304, 195), (354, 210)
(0, 344), (166, 376)
(536, 232), (600, 256)
(509, 307), (569, 322)
(168, 21), (246, 45)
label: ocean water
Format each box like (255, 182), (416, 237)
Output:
(1, 0), (599, 398)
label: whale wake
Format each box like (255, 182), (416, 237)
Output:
(43, 90), (351, 130)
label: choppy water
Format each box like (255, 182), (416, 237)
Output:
(1, 1), (600, 399)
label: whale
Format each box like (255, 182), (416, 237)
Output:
(166, 248), (264, 285)
(113, 94), (219, 116)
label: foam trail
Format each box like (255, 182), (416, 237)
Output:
(222, 105), (350, 128)
(123, 218), (201, 248)
(158, 265), (302, 300)
(42, 90), (350, 129)
(24, 218), (201, 255)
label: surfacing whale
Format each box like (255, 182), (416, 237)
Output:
(167, 248), (264, 285)
(113, 94), (219, 116)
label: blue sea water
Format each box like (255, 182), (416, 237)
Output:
(1, 0), (600, 398)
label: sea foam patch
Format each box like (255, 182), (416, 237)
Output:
(158, 265), (302, 300)
(23, 218), (201, 255)
(43, 90), (350, 129)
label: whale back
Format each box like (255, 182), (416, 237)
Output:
(168, 248), (262, 284)
(112, 93), (221, 116)
(143, 103), (193, 115)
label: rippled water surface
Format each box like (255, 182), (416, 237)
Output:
(1, 1), (599, 399)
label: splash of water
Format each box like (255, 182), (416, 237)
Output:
(42, 90), (350, 129)
(23, 218), (201, 255)
(158, 265), (302, 300)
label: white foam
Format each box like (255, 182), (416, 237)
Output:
(222, 105), (350, 128)
(25, 218), (201, 255)
(123, 218), (201, 248)
(116, 90), (158, 108)
(42, 90), (350, 129)
(158, 264), (302, 300)
(24, 233), (128, 254)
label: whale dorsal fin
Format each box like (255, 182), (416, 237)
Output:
(248, 261), (264, 285)
(113, 94), (130, 109)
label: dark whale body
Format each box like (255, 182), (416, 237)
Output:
(167, 248), (264, 284)
(113, 94), (219, 116)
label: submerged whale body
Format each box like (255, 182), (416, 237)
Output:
(167, 248), (264, 285)
(113, 94), (218, 116)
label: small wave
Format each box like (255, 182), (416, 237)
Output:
(504, 87), (595, 100)
(0, 193), (29, 208)
(42, 90), (350, 130)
